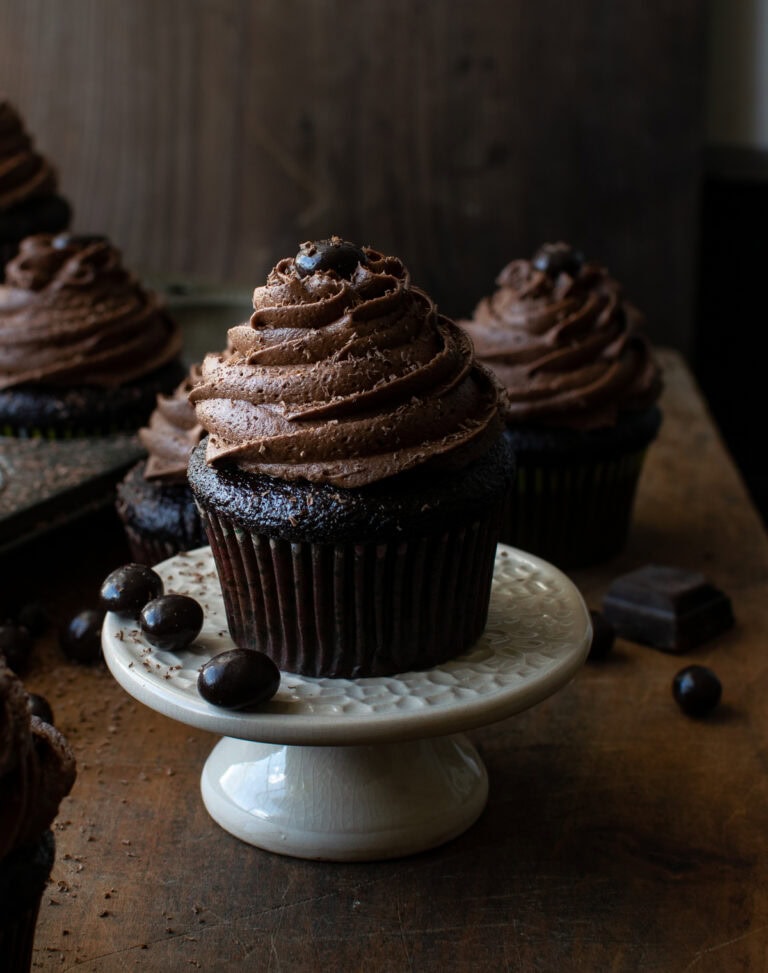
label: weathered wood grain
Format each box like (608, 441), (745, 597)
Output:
(0, 1), (704, 350)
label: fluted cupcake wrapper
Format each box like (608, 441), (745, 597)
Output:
(0, 902), (41, 972)
(0, 831), (56, 973)
(198, 505), (503, 678)
(501, 448), (648, 569)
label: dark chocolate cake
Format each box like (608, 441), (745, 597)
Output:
(116, 459), (206, 565)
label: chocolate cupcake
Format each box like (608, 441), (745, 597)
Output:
(460, 242), (662, 568)
(0, 662), (76, 970)
(0, 233), (185, 436)
(115, 365), (207, 564)
(188, 237), (514, 678)
(0, 100), (71, 273)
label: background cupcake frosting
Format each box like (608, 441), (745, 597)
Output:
(0, 234), (181, 391)
(462, 245), (662, 430)
(0, 100), (58, 212)
(114, 363), (209, 565)
(139, 365), (204, 481)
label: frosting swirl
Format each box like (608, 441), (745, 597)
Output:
(0, 100), (58, 212)
(190, 243), (503, 488)
(140, 365), (205, 482)
(461, 244), (662, 429)
(0, 234), (182, 391)
(0, 661), (76, 860)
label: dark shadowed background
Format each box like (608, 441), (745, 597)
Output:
(0, 0), (705, 348)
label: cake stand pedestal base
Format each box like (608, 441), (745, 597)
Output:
(103, 544), (592, 863)
(201, 733), (488, 861)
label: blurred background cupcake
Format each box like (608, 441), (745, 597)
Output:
(115, 363), (208, 564)
(460, 242), (662, 569)
(0, 233), (185, 436)
(188, 238), (514, 678)
(0, 99), (71, 274)
(0, 660), (76, 971)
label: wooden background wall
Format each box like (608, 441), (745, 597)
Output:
(0, 1), (705, 351)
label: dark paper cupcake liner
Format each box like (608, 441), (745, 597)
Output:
(500, 448), (649, 569)
(0, 904), (40, 972)
(198, 505), (502, 678)
(0, 830), (56, 972)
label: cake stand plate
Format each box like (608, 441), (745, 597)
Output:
(102, 544), (591, 861)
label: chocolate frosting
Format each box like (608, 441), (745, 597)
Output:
(0, 661), (76, 860)
(190, 244), (503, 488)
(0, 234), (183, 391)
(461, 245), (662, 430)
(140, 365), (205, 482)
(0, 100), (58, 212)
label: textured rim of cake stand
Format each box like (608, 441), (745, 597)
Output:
(103, 544), (591, 861)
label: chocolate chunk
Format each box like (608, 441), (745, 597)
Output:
(602, 564), (734, 652)
(295, 238), (366, 278)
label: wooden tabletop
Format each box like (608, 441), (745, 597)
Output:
(11, 348), (768, 972)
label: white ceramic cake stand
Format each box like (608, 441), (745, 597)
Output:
(102, 544), (591, 861)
